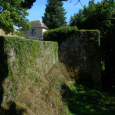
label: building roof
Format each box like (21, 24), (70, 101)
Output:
(31, 20), (49, 29)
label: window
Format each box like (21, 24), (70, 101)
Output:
(30, 29), (36, 35)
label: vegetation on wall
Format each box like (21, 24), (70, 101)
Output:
(0, 38), (115, 114)
(0, 36), (59, 115)
(0, 33), (115, 114)
(43, 26), (78, 48)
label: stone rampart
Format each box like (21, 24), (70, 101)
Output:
(59, 30), (101, 91)
(0, 35), (58, 106)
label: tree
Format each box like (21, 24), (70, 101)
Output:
(69, 9), (86, 28)
(69, 0), (115, 87)
(65, 0), (115, 24)
(20, 0), (36, 9)
(0, 0), (36, 35)
(42, 0), (67, 29)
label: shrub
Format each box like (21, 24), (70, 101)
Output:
(12, 31), (28, 39)
(43, 26), (78, 47)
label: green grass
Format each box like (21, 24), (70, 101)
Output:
(58, 49), (115, 115)
(61, 81), (115, 115)
(101, 60), (105, 71)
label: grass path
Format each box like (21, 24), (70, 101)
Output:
(61, 81), (115, 115)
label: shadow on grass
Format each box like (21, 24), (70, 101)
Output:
(57, 37), (115, 114)
(61, 82), (115, 115)
(0, 101), (26, 115)
(101, 71), (115, 97)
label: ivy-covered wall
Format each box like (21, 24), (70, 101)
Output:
(0, 35), (58, 107)
(59, 30), (101, 91)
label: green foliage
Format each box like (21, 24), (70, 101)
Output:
(69, 9), (86, 28)
(62, 81), (115, 115)
(43, 26), (78, 47)
(0, 0), (31, 35)
(20, 0), (36, 9)
(68, 0), (115, 87)
(12, 31), (28, 39)
(42, 0), (67, 29)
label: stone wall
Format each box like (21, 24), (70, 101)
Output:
(0, 29), (5, 35)
(0, 36), (58, 107)
(58, 30), (101, 91)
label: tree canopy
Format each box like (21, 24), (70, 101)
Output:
(68, 0), (115, 87)
(0, 0), (114, 34)
(0, 0), (37, 34)
(20, 0), (36, 9)
(42, 0), (67, 29)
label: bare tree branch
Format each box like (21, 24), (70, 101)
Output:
(74, 0), (80, 6)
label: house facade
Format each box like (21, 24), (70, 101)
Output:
(23, 20), (49, 41)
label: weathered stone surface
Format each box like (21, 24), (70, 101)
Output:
(59, 32), (101, 91)
(0, 37), (58, 107)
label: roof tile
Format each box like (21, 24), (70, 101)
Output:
(31, 20), (48, 29)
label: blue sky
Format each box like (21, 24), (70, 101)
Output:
(14, 0), (102, 29)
